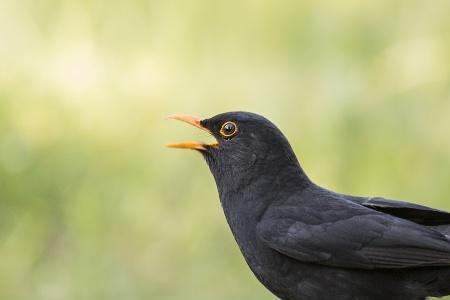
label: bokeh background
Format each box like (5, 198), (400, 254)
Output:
(1, 1), (450, 299)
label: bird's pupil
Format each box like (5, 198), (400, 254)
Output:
(224, 123), (234, 133)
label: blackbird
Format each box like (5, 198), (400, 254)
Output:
(167, 111), (450, 300)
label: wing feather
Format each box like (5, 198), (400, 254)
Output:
(359, 197), (450, 225)
(257, 199), (450, 270)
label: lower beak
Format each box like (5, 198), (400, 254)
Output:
(166, 114), (218, 151)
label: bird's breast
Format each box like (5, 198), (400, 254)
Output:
(220, 191), (290, 278)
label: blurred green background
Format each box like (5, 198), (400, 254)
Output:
(1, 1), (450, 299)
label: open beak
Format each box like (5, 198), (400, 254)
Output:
(166, 114), (218, 151)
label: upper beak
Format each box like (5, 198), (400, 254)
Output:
(166, 114), (218, 151)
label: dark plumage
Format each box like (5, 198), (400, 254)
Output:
(168, 111), (450, 300)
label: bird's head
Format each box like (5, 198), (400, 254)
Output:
(168, 112), (307, 193)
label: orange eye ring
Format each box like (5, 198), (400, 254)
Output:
(220, 121), (238, 138)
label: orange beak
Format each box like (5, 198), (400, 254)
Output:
(166, 114), (218, 151)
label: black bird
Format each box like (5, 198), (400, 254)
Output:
(167, 112), (450, 300)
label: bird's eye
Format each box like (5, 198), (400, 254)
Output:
(220, 121), (238, 139)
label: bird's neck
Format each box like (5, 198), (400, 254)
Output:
(204, 138), (312, 232)
(214, 155), (311, 222)
(212, 157), (311, 273)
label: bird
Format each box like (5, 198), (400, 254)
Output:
(167, 111), (450, 300)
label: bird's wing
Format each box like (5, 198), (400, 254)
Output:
(256, 198), (450, 269)
(358, 197), (450, 226)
